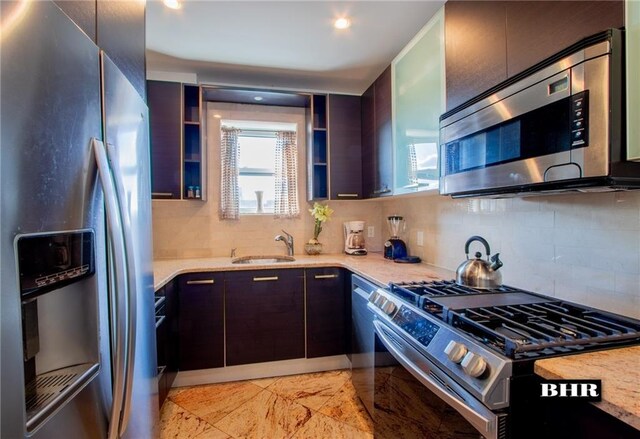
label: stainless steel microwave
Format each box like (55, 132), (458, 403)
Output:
(439, 29), (639, 198)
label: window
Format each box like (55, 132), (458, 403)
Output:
(220, 120), (298, 217)
(238, 133), (277, 214)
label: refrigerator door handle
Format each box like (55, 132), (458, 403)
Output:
(92, 138), (129, 439)
(104, 141), (138, 437)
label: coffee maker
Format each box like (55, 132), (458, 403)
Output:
(384, 215), (408, 260)
(344, 221), (367, 255)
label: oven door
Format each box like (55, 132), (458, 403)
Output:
(373, 320), (506, 439)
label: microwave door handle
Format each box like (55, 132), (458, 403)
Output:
(373, 320), (498, 439)
(93, 138), (128, 439)
(105, 141), (138, 437)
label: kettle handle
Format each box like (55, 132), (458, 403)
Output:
(464, 236), (491, 259)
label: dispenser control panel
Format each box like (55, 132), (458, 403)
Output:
(16, 229), (95, 300)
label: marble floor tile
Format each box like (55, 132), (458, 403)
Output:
(159, 400), (230, 439)
(169, 381), (263, 425)
(249, 376), (280, 388)
(291, 412), (373, 439)
(213, 389), (312, 439)
(318, 381), (373, 433)
(266, 369), (350, 410)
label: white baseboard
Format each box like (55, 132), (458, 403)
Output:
(172, 355), (351, 388)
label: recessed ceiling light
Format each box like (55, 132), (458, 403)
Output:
(254, 96), (263, 101)
(163, 0), (181, 10)
(334, 17), (351, 30)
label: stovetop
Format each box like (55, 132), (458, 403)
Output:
(389, 280), (640, 360)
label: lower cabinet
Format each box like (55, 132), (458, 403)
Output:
(156, 278), (178, 407)
(225, 269), (305, 366)
(306, 268), (348, 358)
(178, 273), (224, 371)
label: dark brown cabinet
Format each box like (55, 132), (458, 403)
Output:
(225, 269), (305, 366)
(444, 1), (507, 111)
(504, 1), (623, 77)
(361, 66), (393, 198)
(156, 279), (178, 407)
(148, 80), (182, 199)
(306, 268), (348, 358)
(329, 95), (362, 199)
(444, 1), (623, 111)
(178, 273), (224, 371)
(54, 0), (145, 99)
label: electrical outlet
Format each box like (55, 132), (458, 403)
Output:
(417, 231), (424, 247)
(367, 226), (375, 238)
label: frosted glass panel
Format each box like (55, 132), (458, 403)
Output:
(393, 8), (444, 193)
(627, 0), (640, 161)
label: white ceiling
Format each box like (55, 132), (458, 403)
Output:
(146, 1), (445, 94)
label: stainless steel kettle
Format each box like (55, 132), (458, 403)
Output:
(456, 236), (503, 289)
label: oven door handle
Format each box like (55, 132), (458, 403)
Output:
(374, 320), (500, 439)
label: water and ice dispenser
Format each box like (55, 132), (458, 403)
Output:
(15, 230), (100, 433)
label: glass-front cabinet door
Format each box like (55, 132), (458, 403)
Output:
(392, 7), (444, 194)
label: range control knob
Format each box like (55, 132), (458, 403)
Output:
(461, 352), (488, 378)
(444, 341), (468, 364)
(381, 300), (397, 316)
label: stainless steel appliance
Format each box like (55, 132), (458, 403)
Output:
(368, 280), (640, 438)
(350, 275), (378, 416)
(1, 2), (157, 438)
(456, 236), (503, 289)
(440, 29), (640, 198)
(344, 221), (367, 256)
(383, 216), (407, 260)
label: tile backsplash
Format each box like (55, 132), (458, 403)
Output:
(380, 191), (640, 319)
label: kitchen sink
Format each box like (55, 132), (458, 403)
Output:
(231, 255), (295, 264)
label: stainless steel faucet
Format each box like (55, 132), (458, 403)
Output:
(274, 230), (294, 256)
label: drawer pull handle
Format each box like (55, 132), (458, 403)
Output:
(314, 274), (338, 279)
(337, 193), (359, 198)
(186, 279), (215, 285)
(253, 276), (279, 282)
(152, 192), (174, 198)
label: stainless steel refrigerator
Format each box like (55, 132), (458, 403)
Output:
(1, 2), (158, 437)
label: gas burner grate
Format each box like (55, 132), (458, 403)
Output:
(452, 301), (640, 358)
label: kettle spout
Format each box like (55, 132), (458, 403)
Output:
(490, 253), (503, 271)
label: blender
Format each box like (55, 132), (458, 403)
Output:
(384, 216), (407, 260)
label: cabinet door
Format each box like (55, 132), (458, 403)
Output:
(361, 83), (376, 198)
(329, 95), (362, 199)
(444, 1), (507, 111)
(505, 1), (624, 77)
(374, 67), (394, 195)
(225, 269), (305, 366)
(178, 273), (224, 371)
(96, 0), (146, 99)
(148, 80), (182, 199)
(306, 268), (347, 358)
(164, 279), (179, 387)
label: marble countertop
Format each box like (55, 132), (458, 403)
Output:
(153, 253), (639, 431)
(535, 346), (640, 431)
(153, 252), (455, 291)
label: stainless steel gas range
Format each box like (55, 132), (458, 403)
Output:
(367, 280), (640, 439)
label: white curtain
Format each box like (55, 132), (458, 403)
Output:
(274, 131), (300, 218)
(220, 127), (240, 220)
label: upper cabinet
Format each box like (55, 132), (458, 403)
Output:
(147, 81), (206, 200)
(392, 8), (444, 194)
(308, 94), (363, 200)
(329, 94), (362, 200)
(54, 0), (146, 99)
(444, 1), (623, 111)
(361, 67), (393, 198)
